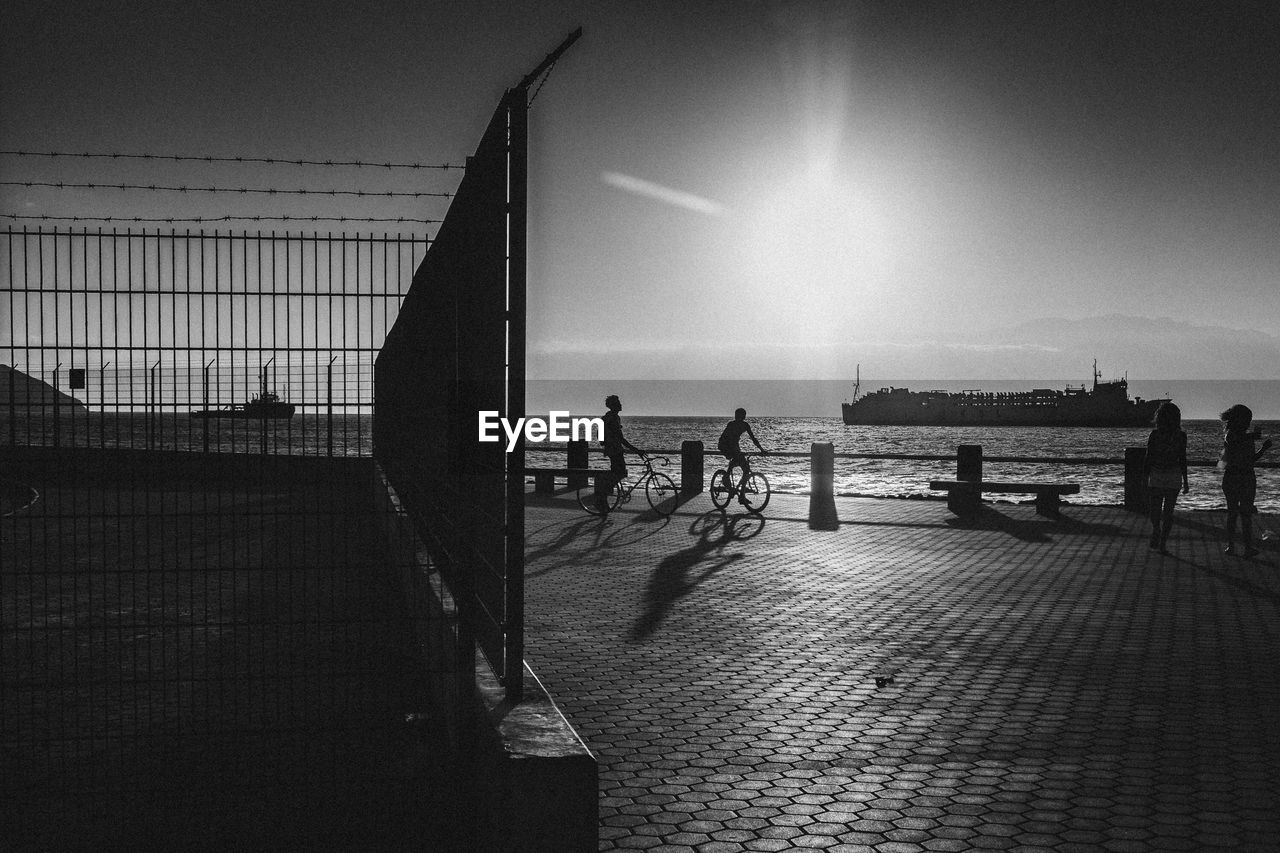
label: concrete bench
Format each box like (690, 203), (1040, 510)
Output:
(524, 467), (615, 494)
(930, 479), (1080, 516)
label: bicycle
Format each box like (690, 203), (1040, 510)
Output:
(577, 455), (678, 517)
(709, 454), (771, 514)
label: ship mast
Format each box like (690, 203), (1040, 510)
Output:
(854, 364), (861, 400)
(261, 356), (275, 400)
(1092, 358), (1099, 391)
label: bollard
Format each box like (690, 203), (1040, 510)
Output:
(809, 442), (838, 529)
(567, 439), (588, 488)
(957, 444), (982, 482)
(951, 445), (983, 514)
(681, 440), (704, 495)
(810, 442), (835, 498)
(1124, 446), (1147, 513)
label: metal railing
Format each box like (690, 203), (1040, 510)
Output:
(528, 440), (1280, 512)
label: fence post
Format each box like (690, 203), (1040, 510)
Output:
(567, 439), (588, 488)
(202, 364), (211, 453)
(951, 444), (983, 514)
(52, 365), (62, 449)
(100, 363), (109, 449)
(681, 440), (704, 495)
(326, 358), (335, 457)
(1124, 447), (1147, 512)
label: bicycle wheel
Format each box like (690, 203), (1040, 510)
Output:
(740, 471), (771, 514)
(577, 479), (621, 516)
(709, 469), (732, 509)
(645, 472), (678, 515)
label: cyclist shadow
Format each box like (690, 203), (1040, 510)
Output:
(526, 515), (625, 576)
(628, 511), (764, 643)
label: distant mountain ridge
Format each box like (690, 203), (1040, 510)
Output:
(984, 315), (1280, 379)
(1, 365), (90, 411)
(530, 314), (1280, 381)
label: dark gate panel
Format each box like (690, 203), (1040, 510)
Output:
(375, 91), (526, 697)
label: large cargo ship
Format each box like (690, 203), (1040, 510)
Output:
(841, 362), (1168, 427)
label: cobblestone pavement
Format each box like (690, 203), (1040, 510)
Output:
(523, 490), (1280, 852)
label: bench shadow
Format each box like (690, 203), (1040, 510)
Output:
(945, 506), (1052, 542)
(944, 504), (1125, 542)
(628, 511), (764, 643)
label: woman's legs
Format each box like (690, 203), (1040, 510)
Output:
(1152, 489), (1172, 548)
(1159, 493), (1177, 550)
(1223, 470), (1258, 555)
(1147, 491), (1176, 551)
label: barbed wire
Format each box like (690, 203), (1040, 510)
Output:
(3, 213), (441, 225)
(1, 180), (453, 199)
(528, 59), (560, 106)
(0, 149), (464, 170)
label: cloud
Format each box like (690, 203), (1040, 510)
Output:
(601, 172), (727, 216)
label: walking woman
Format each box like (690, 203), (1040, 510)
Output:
(1144, 401), (1188, 553)
(1219, 404), (1273, 557)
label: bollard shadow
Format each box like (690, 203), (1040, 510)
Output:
(628, 511), (763, 643)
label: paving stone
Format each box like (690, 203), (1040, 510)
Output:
(523, 491), (1280, 851)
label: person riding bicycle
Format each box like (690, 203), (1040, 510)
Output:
(718, 408), (765, 501)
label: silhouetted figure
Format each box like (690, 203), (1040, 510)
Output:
(1143, 401), (1188, 554)
(718, 408), (765, 502)
(602, 393), (643, 482)
(1219, 403), (1272, 557)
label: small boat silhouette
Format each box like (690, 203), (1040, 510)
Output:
(191, 372), (295, 420)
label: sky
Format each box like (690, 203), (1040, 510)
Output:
(4, 0), (1280, 382)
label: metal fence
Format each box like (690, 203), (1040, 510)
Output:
(0, 227), (472, 847)
(2, 227), (428, 455)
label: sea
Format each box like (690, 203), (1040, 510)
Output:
(7, 409), (1275, 514)
(530, 415), (1280, 514)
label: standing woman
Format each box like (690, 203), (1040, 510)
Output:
(1219, 404), (1273, 557)
(1144, 401), (1189, 553)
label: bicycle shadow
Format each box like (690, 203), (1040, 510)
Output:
(525, 515), (623, 577)
(628, 511), (764, 643)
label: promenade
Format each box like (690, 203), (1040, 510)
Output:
(523, 490), (1280, 852)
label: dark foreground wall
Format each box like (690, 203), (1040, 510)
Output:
(375, 465), (597, 852)
(1, 446), (595, 851)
